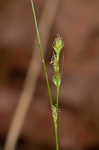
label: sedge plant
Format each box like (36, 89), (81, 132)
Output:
(30, 1), (64, 150)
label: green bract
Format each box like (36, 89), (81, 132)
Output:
(53, 36), (64, 54)
(53, 75), (61, 87)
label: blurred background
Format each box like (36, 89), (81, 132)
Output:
(1, 0), (99, 150)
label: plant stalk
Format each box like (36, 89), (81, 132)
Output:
(30, 0), (53, 107)
(30, 1), (60, 150)
(30, 1), (61, 150)
(54, 122), (59, 150)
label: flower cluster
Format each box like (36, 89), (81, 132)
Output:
(52, 36), (64, 88)
(51, 36), (64, 123)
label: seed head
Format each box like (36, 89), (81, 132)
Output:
(53, 36), (64, 54)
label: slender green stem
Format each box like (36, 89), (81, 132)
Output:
(57, 87), (59, 110)
(55, 75), (60, 150)
(30, 0), (53, 107)
(54, 122), (59, 150)
(56, 74), (60, 113)
(30, 1), (61, 150)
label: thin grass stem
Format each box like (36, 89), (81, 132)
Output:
(30, 0), (53, 107)
(30, 1), (62, 150)
(54, 123), (59, 150)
